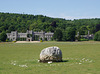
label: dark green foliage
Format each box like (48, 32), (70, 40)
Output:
(96, 24), (100, 32)
(94, 31), (100, 41)
(0, 31), (7, 41)
(53, 29), (63, 41)
(62, 31), (67, 41)
(27, 34), (32, 37)
(79, 26), (88, 35)
(0, 12), (71, 33)
(66, 27), (76, 41)
(50, 21), (57, 27)
(0, 12), (99, 34)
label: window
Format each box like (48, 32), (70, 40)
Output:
(13, 33), (15, 36)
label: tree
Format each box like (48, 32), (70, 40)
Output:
(79, 26), (88, 35)
(29, 22), (39, 31)
(1, 12), (100, 36)
(0, 31), (7, 42)
(8, 25), (15, 32)
(53, 29), (63, 41)
(50, 21), (57, 27)
(66, 27), (76, 41)
(94, 31), (100, 41)
(96, 24), (100, 32)
(48, 26), (55, 32)
(62, 31), (67, 41)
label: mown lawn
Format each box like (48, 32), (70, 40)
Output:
(0, 41), (100, 74)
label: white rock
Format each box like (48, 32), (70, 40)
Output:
(38, 60), (40, 62)
(48, 61), (52, 64)
(79, 63), (82, 64)
(13, 63), (16, 65)
(40, 46), (62, 62)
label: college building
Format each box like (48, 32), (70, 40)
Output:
(6, 30), (54, 41)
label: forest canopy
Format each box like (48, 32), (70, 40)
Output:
(0, 12), (100, 35)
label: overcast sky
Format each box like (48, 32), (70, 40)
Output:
(0, 0), (100, 20)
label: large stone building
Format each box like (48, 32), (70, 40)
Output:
(75, 31), (94, 40)
(6, 30), (54, 41)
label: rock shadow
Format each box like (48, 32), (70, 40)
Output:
(55, 60), (69, 63)
(38, 59), (69, 63)
(62, 60), (69, 62)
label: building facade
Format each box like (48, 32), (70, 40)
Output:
(75, 31), (94, 40)
(6, 30), (54, 41)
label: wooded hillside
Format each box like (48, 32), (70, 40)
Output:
(0, 12), (100, 35)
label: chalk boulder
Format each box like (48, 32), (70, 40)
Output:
(39, 46), (62, 62)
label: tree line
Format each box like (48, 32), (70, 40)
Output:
(0, 12), (100, 41)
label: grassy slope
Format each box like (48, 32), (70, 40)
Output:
(0, 42), (100, 74)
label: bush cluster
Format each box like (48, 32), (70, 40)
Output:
(94, 31), (100, 41)
(80, 38), (89, 41)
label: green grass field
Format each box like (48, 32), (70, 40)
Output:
(0, 41), (100, 74)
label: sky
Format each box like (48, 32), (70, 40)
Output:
(0, 0), (100, 20)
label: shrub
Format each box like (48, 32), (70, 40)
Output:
(94, 31), (100, 41)
(53, 29), (63, 41)
(6, 39), (9, 42)
(40, 40), (43, 42)
(0, 31), (7, 42)
(66, 27), (76, 41)
(12, 40), (16, 43)
(80, 38), (89, 41)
